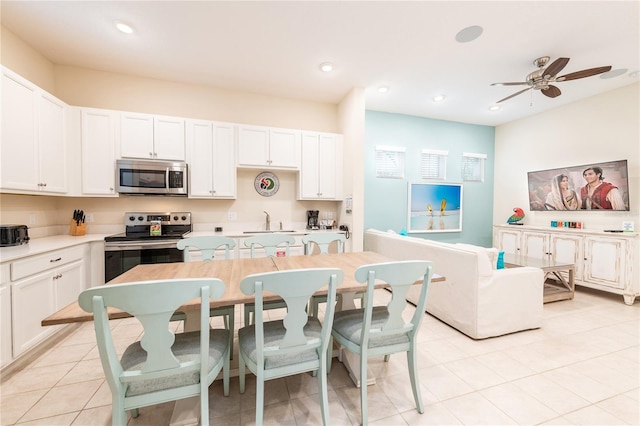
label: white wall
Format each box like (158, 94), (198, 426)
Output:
(494, 83), (639, 231)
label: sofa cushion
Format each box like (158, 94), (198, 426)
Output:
(454, 243), (497, 276)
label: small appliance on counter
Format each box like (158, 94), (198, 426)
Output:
(306, 210), (319, 230)
(0, 224), (30, 247)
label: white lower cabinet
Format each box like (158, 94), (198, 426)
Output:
(1, 264), (12, 368)
(494, 225), (639, 304)
(8, 245), (87, 358)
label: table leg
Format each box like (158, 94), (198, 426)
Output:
(336, 292), (376, 388)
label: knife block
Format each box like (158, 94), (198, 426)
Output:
(69, 219), (86, 236)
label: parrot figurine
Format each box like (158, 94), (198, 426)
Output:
(507, 207), (525, 224)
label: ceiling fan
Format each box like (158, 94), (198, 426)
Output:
(491, 56), (612, 103)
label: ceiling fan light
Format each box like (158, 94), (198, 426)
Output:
(600, 68), (628, 79)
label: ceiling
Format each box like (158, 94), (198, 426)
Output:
(1, 1), (638, 126)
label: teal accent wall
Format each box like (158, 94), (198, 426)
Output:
(364, 110), (495, 247)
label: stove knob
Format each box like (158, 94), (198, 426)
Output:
(181, 215), (187, 221)
(173, 216), (179, 221)
(138, 216), (144, 221)
(129, 216), (135, 222)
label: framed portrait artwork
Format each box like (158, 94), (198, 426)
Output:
(407, 182), (463, 233)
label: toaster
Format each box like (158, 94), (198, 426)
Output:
(0, 225), (30, 247)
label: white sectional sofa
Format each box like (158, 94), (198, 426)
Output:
(364, 229), (544, 339)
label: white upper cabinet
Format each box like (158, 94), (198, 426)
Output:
(187, 120), (236, 198)
(81, 108), (118, 196)
(120, 112), (185, 161)
(1, 67), (67, 194)
(237, 125), (300, 169)
(298, 132), (343, 200)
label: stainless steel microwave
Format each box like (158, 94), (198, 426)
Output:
(116, 159), (188, 195)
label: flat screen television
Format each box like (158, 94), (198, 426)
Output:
(527, 159), (630, 211)
(407, 182), (463, 232)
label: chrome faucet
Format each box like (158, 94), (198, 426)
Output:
(264, 211), (270, 231)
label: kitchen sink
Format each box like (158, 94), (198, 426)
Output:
(242, 230), (296, 234)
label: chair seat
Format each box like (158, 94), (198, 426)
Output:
(239, 317), (322, 370)
(121, 329), (230, 397)
(332, 306), (410, 349)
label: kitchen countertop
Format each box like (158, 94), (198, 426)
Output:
(0, 229), (346, 263)
(0, 234), (109, 263)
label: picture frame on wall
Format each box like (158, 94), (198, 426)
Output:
(407, 182), (463, 233)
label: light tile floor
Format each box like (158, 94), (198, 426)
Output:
(1, 287), (638, 425)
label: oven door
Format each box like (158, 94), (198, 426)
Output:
(104, 242), (184, 282)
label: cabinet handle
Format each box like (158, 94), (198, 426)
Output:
(50, 257), (62, 263)
(43, 183), (47, 187)
(109, 187), (114, 191)
(149, 152), (154, 157)
(53, 274), (62, 280)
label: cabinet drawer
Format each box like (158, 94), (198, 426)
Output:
(11, 246), (85, 281)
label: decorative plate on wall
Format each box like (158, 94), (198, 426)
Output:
(254, 172), (279, 197)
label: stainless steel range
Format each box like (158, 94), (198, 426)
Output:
(104, 212), (192, 282)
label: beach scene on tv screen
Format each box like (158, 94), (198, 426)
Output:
(409, 183), (462, 232)
(528, 160), (630, 211)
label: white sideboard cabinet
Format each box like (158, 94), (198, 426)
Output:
(494, 225), (639, 305)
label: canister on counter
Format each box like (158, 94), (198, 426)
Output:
(150, 220), (161, 236)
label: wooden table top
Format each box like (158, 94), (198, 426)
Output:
(42, 251), (442, 326)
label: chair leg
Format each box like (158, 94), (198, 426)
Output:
(201, 378), (209, 426)
(239, 353), (246, 394)
(360, 350), (368, 426)
(228, 311), (234, 361)
(407, 348), (424, 413)
(256, 372), (265, 426)
(129, 408), (139, 418)
(223, 346), (230, 397)
(384, 354), (390, 362)
(112, 397), (127, 426)
(317, 356), (330, 425)
(244, 305), (251, 327)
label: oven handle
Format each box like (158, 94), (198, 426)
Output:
(105, 242), (179, 251)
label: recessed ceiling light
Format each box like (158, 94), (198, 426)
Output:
(432, 94), (446, 102)
(488, 105), (500, 111)
(600, 68), (628, 79)
(455, 25), (483, 43)
(319, 62), (334, 72)
(378, 86), (389, 93)
(115, 21), (135, 34)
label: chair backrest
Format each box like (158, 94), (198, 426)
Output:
(77, 278), (226, 397)
(354, 260), (433, 346)
(177, 235), (236, 261)
(302, 232), (346, 255)
(243, 234), (296, 258)
(240, 268), (343, 364)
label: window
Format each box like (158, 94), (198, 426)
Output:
(420, 149), (448, 179)
(375, 145), (405, 178)
(461, 152), (487, 182)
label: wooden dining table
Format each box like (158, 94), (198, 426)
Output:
(42, 251), (443, 426)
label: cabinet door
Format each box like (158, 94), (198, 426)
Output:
(55, 260), (85, 309)
(211, 123), (236, 197)
(37, 92), (67, 193)
(522, 231), (550, 259)
(317, 133), (337, 199)
(269, 128), (300, 168)
(584, 236), (627, 289)
(237, 125), (269, 166)
(187, 120), (214, 197)
(300, 133), (320, 198)
(81, 108), (117, 196)
(0, 282), (11, 367)
(1, 70), (39, 191)
(11, 272), (57, 357)
(549, 233), (584, 280)
(120, 112), (154, 159)
(154, 115), (185, 160)
(494, 228), (521, 255)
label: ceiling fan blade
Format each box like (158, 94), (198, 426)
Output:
(556, 66), (613, 81)
(542, 85), (561, 98)
(543, 57), (570, 79)
(491, 82), (529, 86)
(496, 88), (530, 103)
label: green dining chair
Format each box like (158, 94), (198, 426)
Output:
(330, 260), (433, 425)
(242, 233), (297, 326)
(77, 278), (230, 426)
(238, 268), (344, 425)
(177, 235), (236, 357)
(302, 233), (356, 318)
